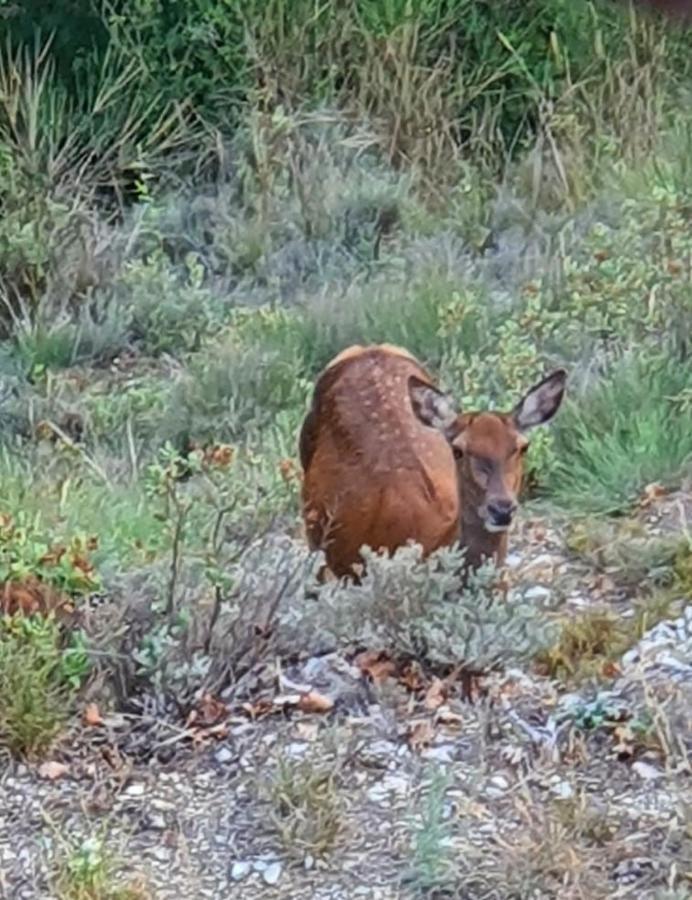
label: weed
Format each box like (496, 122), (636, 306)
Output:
(534, 608), (632, 683)
(263, 749), (343, 860)
(0, 613), (89, 756)
(405, 766), (455, 895)
(52, 832), (149, 900)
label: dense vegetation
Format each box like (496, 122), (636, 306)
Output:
(0, 3), (692, 892)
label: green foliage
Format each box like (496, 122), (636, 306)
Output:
(52, 833), (148, 900)
(0, 513), (100, 596)
(0, 613), (89, 756)
(406, 766), (455, 895)
(263, 749), (344, 860)
(310, 544), (557, 672)
(548, 353), (692, 513)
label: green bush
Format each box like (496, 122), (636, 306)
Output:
(307, 544), (557, 672)
(0, 613), (89, 756)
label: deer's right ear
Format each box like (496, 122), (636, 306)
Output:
(409, 377), (459, 438)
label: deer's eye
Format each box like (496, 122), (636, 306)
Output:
(452, 445), (464, 460)
(519, 443), (530, 456)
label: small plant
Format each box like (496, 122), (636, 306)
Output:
(0, 613), (90, 756)
(52, 833), (149, 900)
(405, 766), (455, 895)
(534, 608), (632, 684)
(263, 750), (343, 860)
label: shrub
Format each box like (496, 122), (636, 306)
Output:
(307, 544), (558, 673)
(0, 613), (89, 756)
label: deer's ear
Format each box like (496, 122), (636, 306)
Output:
(512, 368), (567, 432)
(409, 376), (459, 438)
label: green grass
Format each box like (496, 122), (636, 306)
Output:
(547, 352), (692, 514)
(0, 613), (89, 757)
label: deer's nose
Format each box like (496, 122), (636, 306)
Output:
(487, 498), (516, 527)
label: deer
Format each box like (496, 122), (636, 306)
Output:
(298, 343), (566, 581)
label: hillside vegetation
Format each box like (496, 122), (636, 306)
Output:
(1, 3), (692, 898)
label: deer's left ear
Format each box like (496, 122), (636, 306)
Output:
(512, 368), (567, 432)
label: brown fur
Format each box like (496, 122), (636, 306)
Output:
(299, 343), (566, 579)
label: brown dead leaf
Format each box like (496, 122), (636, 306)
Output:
(83, 703), (104, 727)
(407, 719), (436, 752)
(436, 705), (464, 728)
(355, 650), (397, 684)
(295, 721), (319, 741)
(601, 660), (621, 679)
(399, 661), (424, 692)
(38, 761), (70, 781)
(639, 482), (668, 508)
(424, 677), (448, 710)
(298, 690), (334, 714)
(187, 693), (229, 729)
(242, 698), (274, 720)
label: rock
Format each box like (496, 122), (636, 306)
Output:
(632, 761), (663, 781)
(214, 746), (233, 765)
(124, 782), (146, 797)
(523, 585), (551, 602)
(421, 744), (457, 763)
(231, 861), (252, 881)
(550, 780), (574, 799)
(261, 861), (282, 885)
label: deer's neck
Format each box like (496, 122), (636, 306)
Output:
(459, 493), (508, 571)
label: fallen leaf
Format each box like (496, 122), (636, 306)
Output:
(187, 693), (229, 729)
(355, 650), (396, 684)
(436, 705), (464, 728)
(399, 661), (424, 692)
(242, 698), (274, 720)
(83, 703), (104, 727)
(601, 660), (621, 679)
(639, 482), (667, 508)
(295, 722), (319, 741)
(407, 719), (436, 751)
(423, 677), (447, 710)
(298, 690), (334, 714)
(38, 761), (70, 781)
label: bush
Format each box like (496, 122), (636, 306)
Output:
(306, 544), (558, 672)
(0, 613), (89, 756)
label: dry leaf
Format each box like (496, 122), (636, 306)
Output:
(355, 650), (396, 684)
(83, 703), (104, 727)
(601, 660), (621, 679)
(423, 677), (447, 710)
(407, 719), (436, 751)
(295, 722), (319, 741)
(38, 761), (70, 781)
(187, 693), (229, 729)
(399, 662), (424, 692)
(436, 705), (464, 727)
(639, 482), (667, 508)
(298, 690), (334, 714)
(242, 698), (275, 720)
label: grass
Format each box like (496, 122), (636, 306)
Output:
(263, 749), (344, 860)
(548, 352), (692, 514)
(0, 613), (89, 756)
(51, 832), (150, 900)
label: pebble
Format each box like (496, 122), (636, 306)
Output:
(214, 746), (233, 765)
(231, 861), (252, 881)
(632, 761), (663, 781)
(421, 744), (457, 763)
(261, 861), (282, 885)
(523, 585), (551, 602)
(124, 782), (146, 797)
